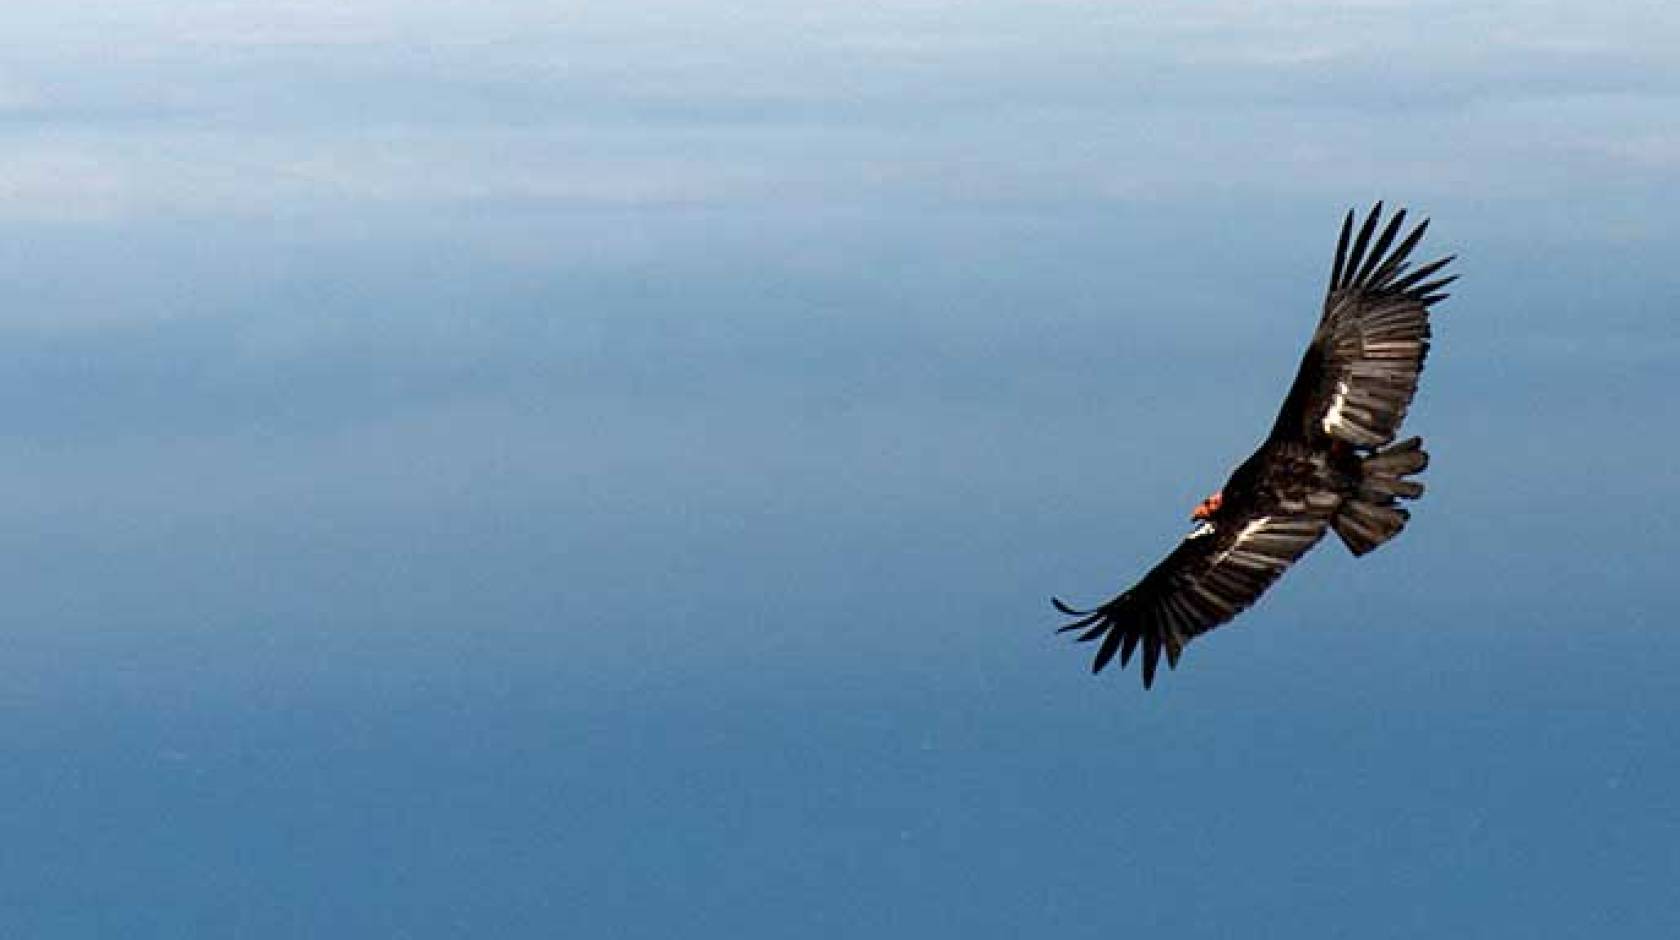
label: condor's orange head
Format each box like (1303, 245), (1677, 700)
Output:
(1191, 491), (1223, 521)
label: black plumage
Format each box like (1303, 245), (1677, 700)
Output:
(1053, 203), (1455, 688)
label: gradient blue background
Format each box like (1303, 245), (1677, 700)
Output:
(2, 2), (1677, 936)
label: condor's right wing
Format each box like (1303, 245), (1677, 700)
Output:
(1053, 511), (1331, 689)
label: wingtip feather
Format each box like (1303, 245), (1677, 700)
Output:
(1141, 633), (1161, 689)
(1342, 204), (1383, 290)
(1329, 208), (1355, 291)
(1050, 596), (1090, 616)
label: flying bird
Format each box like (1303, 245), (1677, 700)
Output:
(1053, 203), (1455, 688)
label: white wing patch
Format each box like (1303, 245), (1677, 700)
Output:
(1214, 516), (1274, 569)
(1321, 378), (1352, 438)
(1315, 298), (1434, 447)
(1211, 515), (1325, 573)
(1186, 521), (1216, 540)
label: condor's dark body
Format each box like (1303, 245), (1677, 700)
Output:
(1217, 438), (1359, 523)
(1054, 203), (1454, 688)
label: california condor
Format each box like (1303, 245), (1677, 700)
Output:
(1053, 203), (1455, 688)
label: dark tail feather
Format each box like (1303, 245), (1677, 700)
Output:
(1333, 501), (1410, 557)
(1333, 436), (1428, 556)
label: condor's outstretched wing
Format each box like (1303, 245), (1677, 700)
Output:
(1271, 203), (1456, 447)
(1054, 510), (1330, 689)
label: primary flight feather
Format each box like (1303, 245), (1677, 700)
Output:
(1053, 203), (1456, 689)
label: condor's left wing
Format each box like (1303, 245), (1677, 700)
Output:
(1271, 203), (1456, 448)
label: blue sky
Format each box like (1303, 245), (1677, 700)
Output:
(1, 2), (1678, 936)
